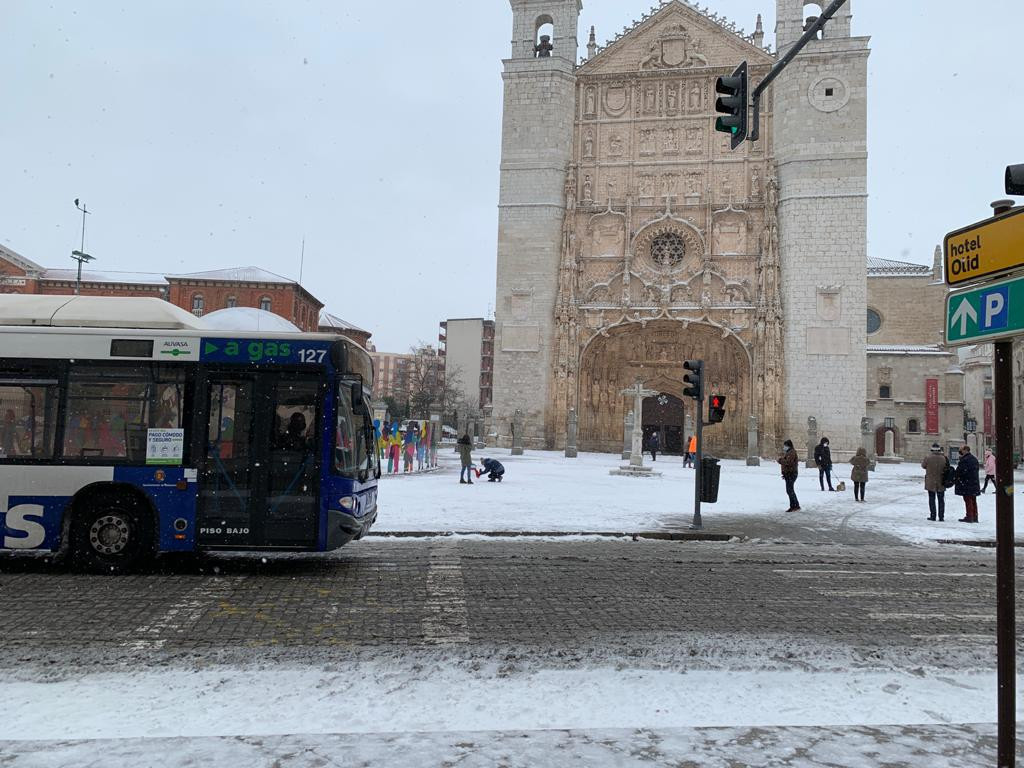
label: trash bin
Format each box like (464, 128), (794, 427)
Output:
(701, 455), (721, 503)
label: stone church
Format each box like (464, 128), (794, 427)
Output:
(491, 0), (870, 457)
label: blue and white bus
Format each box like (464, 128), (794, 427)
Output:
(0, 296), (379, 572)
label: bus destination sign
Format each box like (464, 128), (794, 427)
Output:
(199, 338), (332, 365)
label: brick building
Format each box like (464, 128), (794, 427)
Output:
(0, 245), (370, 339)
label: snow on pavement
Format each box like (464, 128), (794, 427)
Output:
(377, 449), (1024, 545)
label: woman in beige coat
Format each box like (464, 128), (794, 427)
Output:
(850, 447), (870, 502)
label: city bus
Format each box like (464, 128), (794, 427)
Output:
(0, 295), (379, 572)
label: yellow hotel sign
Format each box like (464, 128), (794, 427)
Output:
(945, 206), (1024, 285)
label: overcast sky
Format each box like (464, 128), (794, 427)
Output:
(2, 1), (1022, 352)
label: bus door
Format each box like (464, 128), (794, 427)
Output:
(198, 372), (322, 549)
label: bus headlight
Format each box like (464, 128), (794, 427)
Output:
(339, 496), (355, 510)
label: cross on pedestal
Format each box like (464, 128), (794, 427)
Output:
(621, 379), (658, 468)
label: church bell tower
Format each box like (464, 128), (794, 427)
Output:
(773, 0), (870, 453)
(492, 0), (581, 448)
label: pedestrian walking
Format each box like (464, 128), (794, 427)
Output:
(457, 433), (474, 485)
(954, 445), (981, 523)
(777, 439), (801, 512)
(981, 448), (996, 493)
(921, 442), (949, 521)
(814, 436), (835, 492)
(683, 435), (696, 467)
(849, 447), (869, 502)
(649, 431), (660, 462)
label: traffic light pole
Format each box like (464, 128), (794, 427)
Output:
(692, 395), (704, 530)
(747, 0), (849, 143)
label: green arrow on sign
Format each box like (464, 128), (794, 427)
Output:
(203, 341), (219, 356)
(945, 272), (1024, 346)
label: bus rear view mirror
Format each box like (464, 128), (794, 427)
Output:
(330, 340), (349, 373)
(350, 382), (367, 413)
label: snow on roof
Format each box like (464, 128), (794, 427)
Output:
(170, 266), (296, 284)
(41, 268), (168, 285)
(202, 307), (301, 333)
(0, 243), (45, 275)
(867, 344), (950, 356)
(867, 257), (933, 277)
(0, 295), (204, 330)
(319, 311), (368, 334)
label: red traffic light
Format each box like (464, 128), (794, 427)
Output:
(707, 394), (727, 424)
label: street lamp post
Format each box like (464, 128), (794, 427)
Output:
(71, 199), (93, 296)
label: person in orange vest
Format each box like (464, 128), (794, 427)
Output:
(683, 435), (696, 468)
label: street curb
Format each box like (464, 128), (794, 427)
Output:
(936, 539), (1024, 548)
(367, 530), (736, 542)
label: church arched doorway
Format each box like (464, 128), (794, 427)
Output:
(577, 320), (750, 457)
(643, 393), (686, 454)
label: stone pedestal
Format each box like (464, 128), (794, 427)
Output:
(610, 464), (662, 478)
(622, 410), (634, 461)
(510, 409), (524, 456)
(860, 416), (877, 471)
(746, 415), (761, 466)
(565, 408), (578, 459)
(805, 416), (818, 469)
(876, 428), (903, 464)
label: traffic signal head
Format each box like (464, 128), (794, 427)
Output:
(682, 359), (704, 401)
(1007, 165), (1024, 196)
(714, 61), (748, 150)
(708, 394), (727, 424)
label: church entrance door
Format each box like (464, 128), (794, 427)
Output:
(643, 393), (686, 454)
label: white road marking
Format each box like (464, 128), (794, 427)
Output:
(123, 577), (246, 651)
(869, 613), (994, 621)
(775, 569), (994, 578)
(422, 540), (469, 645)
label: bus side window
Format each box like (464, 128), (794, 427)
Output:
(0, 382), (59, 460)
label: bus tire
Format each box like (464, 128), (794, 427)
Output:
(70, 489), (155, 574)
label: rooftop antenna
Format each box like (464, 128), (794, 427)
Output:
(299, 236), (306, 284)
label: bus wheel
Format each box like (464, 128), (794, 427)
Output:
(71, 491), (154, 574)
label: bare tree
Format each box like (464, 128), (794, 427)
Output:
(393, 344), (463, 422)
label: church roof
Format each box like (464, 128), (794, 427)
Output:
(866, 257), (933, 277)
(580, 0), (771, 68)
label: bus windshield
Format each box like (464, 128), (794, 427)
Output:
(335, 379), (371, 479)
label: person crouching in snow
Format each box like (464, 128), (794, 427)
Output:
(457, 433), (474, 485)
(777, 439), (800, 512)
(849, 447), (870, 502)
(475, 457), (505, 482)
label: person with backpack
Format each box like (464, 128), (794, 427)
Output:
(954, 445), (981, 523)
(922, 442), (950, 522)
(814, 436), (835, 492)
(457, 433), (474, 485)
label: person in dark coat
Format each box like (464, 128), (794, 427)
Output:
(921, 442), (949, 521)
(849, 447), (870, 502)
(813, 436), (835, 492)
(954, 445), (981, 523)
(649, 431), (660, 462)
(457, 433), (474, 485)
(476, 457), (505, 482)
(777, 439), (801, 512)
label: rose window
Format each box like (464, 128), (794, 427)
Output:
(650, 233), (685, 268)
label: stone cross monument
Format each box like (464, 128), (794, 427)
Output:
(622, 410), (634, 460)
(610, 381), (661, 477)
(565, 407), (578, 459)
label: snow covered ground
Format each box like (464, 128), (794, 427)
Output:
(377, 448), (1024, 545)
(1, 651), (1019, 766)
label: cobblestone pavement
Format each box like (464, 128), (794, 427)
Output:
(0, 539), (1020, 666)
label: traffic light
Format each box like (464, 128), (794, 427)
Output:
(1007, 165), (1024, 196)
(708, 394), (727, 424)
(715, 61), (748, 150)
(682, 360), (703, 401)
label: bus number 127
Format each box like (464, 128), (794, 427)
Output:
(298, 348), (327, 364)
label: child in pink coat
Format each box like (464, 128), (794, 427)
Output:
(981, 449), (996, 493)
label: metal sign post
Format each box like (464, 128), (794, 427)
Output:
(692, 392), (704, 530)
(944, 198), (1018, 767)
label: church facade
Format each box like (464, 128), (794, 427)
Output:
(492, 0), (870, 457)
